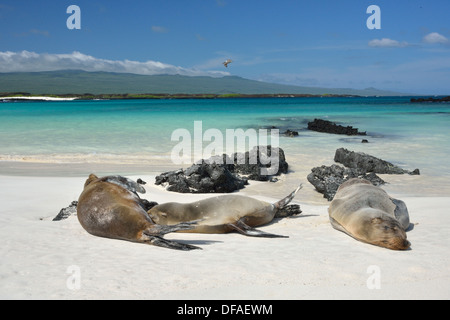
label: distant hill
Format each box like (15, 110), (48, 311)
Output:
(0, 70), (406, 96)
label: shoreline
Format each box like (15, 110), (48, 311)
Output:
(2, 158), (450, 203)
(1, 93), (358, 101)
(2, 93), (449, 101)
(0, 96), (78, 101)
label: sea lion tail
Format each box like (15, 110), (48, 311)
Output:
(274, 184), (302, 209)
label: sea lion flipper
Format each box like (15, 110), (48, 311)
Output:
(148, 236), (201, 251)
(274, 184), (302, 209)
(274, 204), (302, 218)
(390, 198), (411, 230)
(145, 220), (202, 236)
(228, 219), (288, 238)
(142, 220), (202, 250)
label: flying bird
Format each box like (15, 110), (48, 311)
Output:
(223, 59), (233, 68)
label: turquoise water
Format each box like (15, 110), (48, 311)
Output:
(0, 97), (449, 179)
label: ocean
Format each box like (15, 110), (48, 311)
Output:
(0, 96), (449, 198)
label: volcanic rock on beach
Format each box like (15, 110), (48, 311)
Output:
(53, 201), (78, 221)
(307, 118), (367, 136)
(307, 164), (385, 201)
(334, 148), (420, 175)
(155, 161), (248, 193)
(231, 145), (289, 181)
(308, 148), (420, 200)
(155, 146), (289, 193)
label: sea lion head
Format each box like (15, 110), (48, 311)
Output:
(84, 173), (99, 188)
(148, 203), (203, 226)
(147, 207), (169, 225)
(365, 214), (410, 250)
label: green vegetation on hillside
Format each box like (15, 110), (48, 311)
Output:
(0, 70), (407, 96)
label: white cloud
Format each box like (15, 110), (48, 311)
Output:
(423, 32), (449, 44)
(0, 51), (229, 77)
(28, 29), (50, 37)
(151, 26), (169, 33)
(368, 38), (409, 48)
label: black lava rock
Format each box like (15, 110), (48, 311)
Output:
(307, 118), (366, 136)
(334, 148), (420, 175)
(53, 201), (78, 221)
(307, 164), (385, 201)
(155, 161), (248, 193)
(283, 129), (299, 137)
(231, 146), (289, 181)
(155, 146), (289, 193)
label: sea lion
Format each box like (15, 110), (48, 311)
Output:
(148, 184), (302, 238)
(328, 178), (411, 250)
(77, 174), (200, 250)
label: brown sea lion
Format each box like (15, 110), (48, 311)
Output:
(77, 174), (200, 250)
(148, 184), (302, 238)
(328, 178), (411, 250)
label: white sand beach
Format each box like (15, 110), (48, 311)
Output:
(1, 96), (78, 101)
(0, 173), (449, 300)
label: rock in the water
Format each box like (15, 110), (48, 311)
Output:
(307, 118), (366, 136)
(53, 201), (78, 221)
(334, 148), (420, 175)
(307, 164), (385, 201)
(283, 129), (299, 137)
(411, 96), (450, 103)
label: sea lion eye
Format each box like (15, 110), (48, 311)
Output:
(372, 218), (382, 224)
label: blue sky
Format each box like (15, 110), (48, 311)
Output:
(0, 0), (449, 94)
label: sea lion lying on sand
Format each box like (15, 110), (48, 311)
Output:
(77, 174), (200, 250)
(328, 178), (410, 250)
(148, 184), (302, 238)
